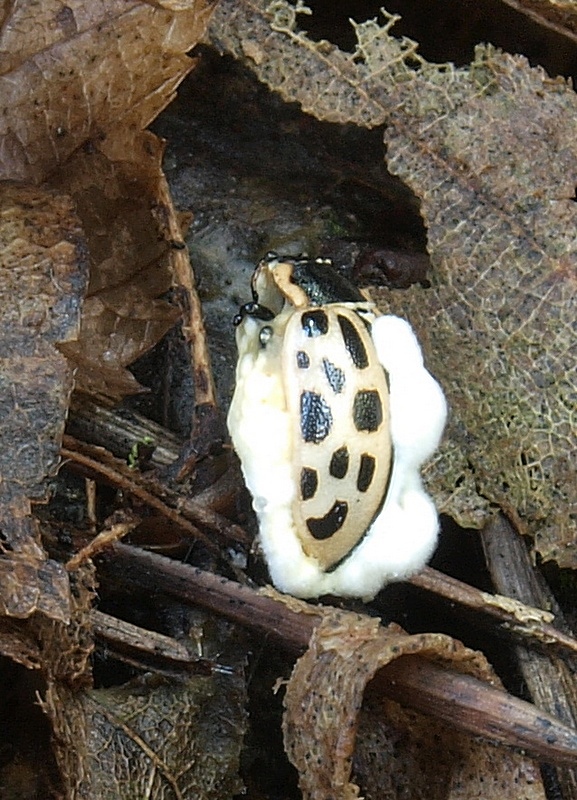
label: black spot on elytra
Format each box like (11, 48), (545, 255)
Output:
(300, 467), (318, 500)
(354, 309), (373, 333)
(296, 350), (310, 369)
(301, 309), (329, 337)
(383, 366), (391, 392)
(353, 390), (382, 432)
(306, 501), (348, 539)
(357, 454), (376, 492)
(300, 391), (333, 443)
(337, 314), (368, 368)
(322, 358), (345, 393)
(329, 447), (349, 479)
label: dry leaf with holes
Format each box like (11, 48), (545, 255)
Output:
(284, 610), (545, 800)
(81, 670), (246, 798)
(209, 0), (577, 568)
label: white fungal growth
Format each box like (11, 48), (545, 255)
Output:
(228, 308), (447, 601)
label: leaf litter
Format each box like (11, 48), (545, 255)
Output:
(0, 2), (249, 797)
(1, 0), (576, 797)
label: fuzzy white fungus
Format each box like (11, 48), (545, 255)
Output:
(228, 313), (447, 600)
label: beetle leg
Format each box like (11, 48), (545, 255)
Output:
(233, 301), (275, 327)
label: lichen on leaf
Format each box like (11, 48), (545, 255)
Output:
(381, 44), (577, 568)
(210, 0), (577, 568)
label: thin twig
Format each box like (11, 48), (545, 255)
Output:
(66, 518), (140, 571)
(98, 543), (577, 766)
(91, 609), (215, 675)
(61, 438), (219, 554)
(68, 398), (182, 468)
(61, 434), (250, 548)
(410, 566), (577, 657)
(156, 173), (217, 411)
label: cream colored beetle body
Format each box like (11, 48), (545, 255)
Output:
(228, 253), (447, 599)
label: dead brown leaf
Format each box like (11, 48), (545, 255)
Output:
(0, 0), (215, 182)
(284, 610), (545, 800)
(0, 183), (88, 622)
(51, 135), (182, 402)
(209, 0), (577, 567)
(36, 564), (97, 798)
(0, 1), (217, 403)
(0, 562), (96, 796)
(80, 670), (246, 798)
(0, 4), (226, 794)
(0, 0), (216, 611)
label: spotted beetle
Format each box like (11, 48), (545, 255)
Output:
(227, 253), (447, 599)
